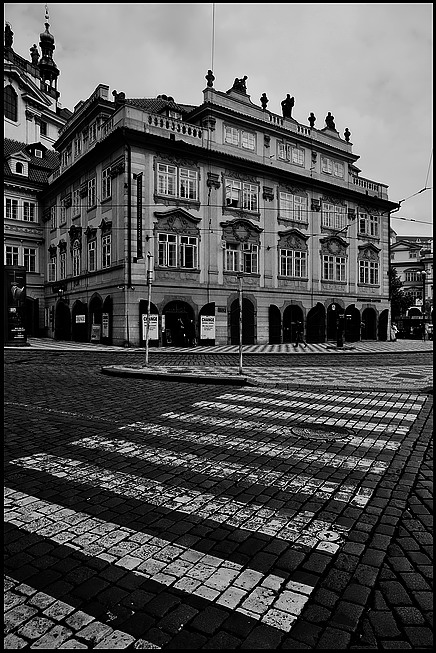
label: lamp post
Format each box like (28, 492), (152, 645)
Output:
(145, 252), (153, 365)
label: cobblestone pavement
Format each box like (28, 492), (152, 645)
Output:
(4, 347), (433, 649)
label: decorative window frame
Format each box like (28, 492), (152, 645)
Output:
(154, 208), (201, 270)
(154, 156), (200, 208)
(320, 236), (349, 283)
(321, 197), (347, 232)
(357, 244), (380, 286)
(223, 172), (260, 220)
(278, 186), (309, 226)
(223, 124), (256, 151)
(220, 218), (263, 275)
(277, 141), (305, 168)
(321, 156), (345, 178)
(278, 229), (309, 279)
(358, 209), (380, 239)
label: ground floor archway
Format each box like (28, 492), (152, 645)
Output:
(283, 304), (304, 344)
(230, 297), (255, 345)
(345, 305), (361, 342)
(162, 300), (195, 346)
(71, 300), (88, 342)
(199, 302), (215, 345)
(306, 303), (326, 343)
(361, 307), (377, 340)
(55, 300), (71, 341)
(268, 304), (281, 344)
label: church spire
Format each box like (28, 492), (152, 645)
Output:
(38, 3), (59, 96)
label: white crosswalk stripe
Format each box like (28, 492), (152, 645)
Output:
(8, 454), (350, 549)
(70, 435), (373, 508)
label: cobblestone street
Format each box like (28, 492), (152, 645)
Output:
(4, 343), (433, 649)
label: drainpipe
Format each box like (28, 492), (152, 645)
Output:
(124, 131), (132, 289)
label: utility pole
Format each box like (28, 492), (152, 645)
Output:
(145, 252), (153, 365)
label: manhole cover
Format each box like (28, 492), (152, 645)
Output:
(290, 423), (351, 441)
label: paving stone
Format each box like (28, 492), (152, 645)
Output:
(202, 630), (243, 649)
(4, 633), (28, 649)
(403, 626), (433, 648)
(190, 605), (229, 635)
(393, 606), (427, 625)
(240, 623), (284, 649)
(316, 626), (352, 649)
(17, 616), (55, 640)
(93, 629), (136, 648)
(368, 611), (401, 638)
(30, 624), (74, 649)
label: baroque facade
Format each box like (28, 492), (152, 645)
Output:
(4, 16), (71, 343)
(42, 74), (398, 346)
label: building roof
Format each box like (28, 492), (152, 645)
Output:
(4, 138), (60, 185)
(126, 96), (196, 115)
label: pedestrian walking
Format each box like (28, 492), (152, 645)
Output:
(294, 320), (307, 347)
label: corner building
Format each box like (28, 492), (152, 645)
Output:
(42, 75), (398, 346)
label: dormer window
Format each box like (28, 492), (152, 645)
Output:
(16, 162), (24, 174)
(34, 149), (43, 158)
(168, 110), (183, 120)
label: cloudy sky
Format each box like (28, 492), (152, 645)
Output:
(5, 3), (433, 236)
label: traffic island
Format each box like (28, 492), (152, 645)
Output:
(101, 365), (249, 385)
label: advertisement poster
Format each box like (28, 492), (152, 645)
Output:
(142, 314), (158, 340)
(102, 313), (109, 338)
(5, 266), (27, 344)
(200, 315), (215, 340)
(90, 325), (101, 342)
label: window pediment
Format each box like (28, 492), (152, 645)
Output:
(154, 208), (201, 235)
(220, 218), (263, 244)
(278, 229), (309, 250)
(320, 236), (349, 255)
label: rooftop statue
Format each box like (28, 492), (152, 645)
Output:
(281, 94), (295, 118)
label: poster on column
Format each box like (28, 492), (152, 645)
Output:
(142, 314), (158, 340)
(200, 315), (215, 340)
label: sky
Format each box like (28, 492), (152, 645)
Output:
(5, 3), (433, 237)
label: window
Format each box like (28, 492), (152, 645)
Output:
(277, 143), (305, 167)
(72, 189), (80, 216)
(408, 251), (418, 259)
(23, 201), (36, 222)
(225, 179), (258, 212)
(74, 135), (82, 157)
(321, 157), (344, 178)
(5, 198), (18, 220)
(48, 254), (57, 282)
(280, 249), (307, 277)
(88, 240), (96, 272)
(24, 248), (36, 273)
(158, 233), (199, 269)
(60, 199), (67, 225)
(89, 122), (97, 142)
(102, 233), (111, 268)
(4, 85), (17, 122)
(158, 233), (177, 267)
(359, 260), (379, 285)
(40, 121), (47, 137)
(15, 162), (24, 174)
(62, 146), (72, 168)
(322, 202), (347, 230)
(224, 242), (259, 274)
(34, 149), (43, 158)
(60, 252), (66, 279)
(157, 163), (198, 201)
(72, 240), (81, 276)
(87, 177), (96, 209)
(102, 167), (111, 200)
(179, 169), (198, 200)
(5, 246), (19, 266)
(323, 255), (346, 282)
(358, 213), (379, 237)
(224, 126), (255, 151)
(279, 192), (307, 222)
(50, 206), (57, 230)
(168, 110), (183, 120)
(180, 236), (198, 268)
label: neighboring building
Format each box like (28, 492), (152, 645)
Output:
(390, 232), (433, 319)
(41, 75), (399, 346)
(3, 16), (72, 342)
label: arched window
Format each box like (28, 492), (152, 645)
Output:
(15, 162), (24, 174)
(4, 85), (18, 122)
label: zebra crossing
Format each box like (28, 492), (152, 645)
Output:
(4, 385), (426, 646)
